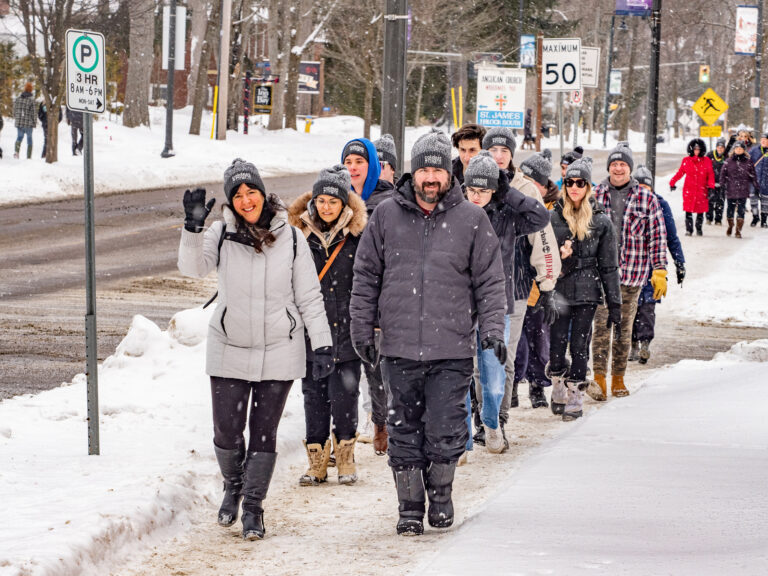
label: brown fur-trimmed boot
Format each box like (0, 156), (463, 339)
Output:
(735, 218), (744, 238)
(333, 433), (358, 485)
(299, 439), (331, 486)
(611, 374), (630, 397)
(727, 218), (734, 236)
(587, 373), (607, 402)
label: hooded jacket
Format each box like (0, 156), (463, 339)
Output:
(365, 179), (395, 217)
(720, 152), (759, 200)
(669, 141), (715, 213)
(747, 144), (768, 195)
(341, 138), (381, 202)
(638, 192), (685, 307)
(550, 198), (621, 309)
(350, 174), (507, 362)
(288, 191), (368, 363)
(178, 206), (332, 382)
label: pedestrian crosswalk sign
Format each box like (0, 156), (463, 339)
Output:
(693, 89), (727, 126)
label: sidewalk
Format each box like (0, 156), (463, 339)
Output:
(415, 342), (768, 575)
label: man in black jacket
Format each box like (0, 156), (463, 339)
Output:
(350, 128), (507, 536)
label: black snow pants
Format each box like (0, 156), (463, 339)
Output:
(302, 359), (361, 445)
(550, 304), (597, 381)
(380, 356), (472, 469)
(707, 188), (725, 223)
(631, 301), (656, 343)
(210, 376), (292, 453)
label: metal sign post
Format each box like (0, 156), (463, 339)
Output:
(66, 29), (106, 455)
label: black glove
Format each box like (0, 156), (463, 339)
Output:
(353, 340), (378, 367)
(606, 305), (622, 330)
(675, 261), (686, 286)
(669, 185), (677, 191)
(707, 188), (716, 201)
(533, 290), (559, 326)
(311, 346), (335, 380)
(183, 188), (216, 232)
(481, 336), (507, 365)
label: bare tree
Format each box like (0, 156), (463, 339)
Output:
(187, 0), (211, 106)
(123, 0), (155, 128)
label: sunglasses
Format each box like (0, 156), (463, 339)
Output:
(564, 178), (587, 188)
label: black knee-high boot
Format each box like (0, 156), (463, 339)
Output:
(213, 444), (245, 527)
(241, 451), (277, 540)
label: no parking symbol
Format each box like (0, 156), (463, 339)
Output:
(66, 29), (106, 113)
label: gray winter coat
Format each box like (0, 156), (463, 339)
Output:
(350, 175), (507, 362)
(178, 206), (332, 382)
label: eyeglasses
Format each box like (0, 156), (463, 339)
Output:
(466, 188), (494, 197)
(564, 178), (587, 189)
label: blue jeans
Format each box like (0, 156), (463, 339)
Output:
(475, 315), (511, 430)
(465, 390), (473, 451)
(16, 126), (33, 149)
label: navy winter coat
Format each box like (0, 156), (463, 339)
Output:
(748, 145), (768, 195)
(638, 193), (685, 306)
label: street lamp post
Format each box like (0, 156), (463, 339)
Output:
(602, 14), (616, 148)
(161, 0), (176, 158)
(645, 0), (662, 179)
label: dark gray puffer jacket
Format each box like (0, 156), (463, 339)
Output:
(350, 175), (507, 362)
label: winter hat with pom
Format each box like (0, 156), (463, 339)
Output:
(520, 149), (553, 186)
(374, 133), (397, 170)
(634, 164), (654, 188)
(312, 164), (351, 206)
(464, 150), (500, 190)
(565, 156), (594, 182)
(411, 128), (452, 173)
(560, 145), (584, 166)
(482, 126), (517, 156)
(606, 142), (634, 171)
(223, 158), (265, 202)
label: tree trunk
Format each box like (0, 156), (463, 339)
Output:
(123, 0), (155, 128)
(189, 0), (220, 135)
(284, 50), (300, 130)
(415, 65), (426, 126)
(187, 0), (211, 106)
(267, 0), (287, 130)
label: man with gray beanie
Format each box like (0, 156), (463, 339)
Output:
(374, 133), (397, 184)
(590, 143), (668, 401)
(350, 127), (507, 536)
(480, 127), (561, 418)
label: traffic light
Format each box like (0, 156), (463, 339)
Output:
(699, 64), (710, 84)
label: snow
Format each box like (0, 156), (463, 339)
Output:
(1, 167), (767, 575)
(0, 107), (431, 207)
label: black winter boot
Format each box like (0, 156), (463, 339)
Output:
(426, 461), (457, 528)
(213, 444), (245, 527)
(762, 214), (768, 228)
(638, 340), (651, 365)
(509, 379), (519, 408)
(751, 214), (759, 227)
(529, 382), (549, 409)
(241, 451), (277, 540)
(393, 467), (425, 536)
(472, 401), (485, 446)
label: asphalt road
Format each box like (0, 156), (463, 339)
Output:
(2, 148), (741, 400)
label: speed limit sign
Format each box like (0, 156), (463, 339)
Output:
(542, 38), (582, 92)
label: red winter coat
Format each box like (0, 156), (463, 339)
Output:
(669, 155), (715, 213)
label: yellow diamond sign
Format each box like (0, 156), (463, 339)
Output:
(693, 89), (728, 126)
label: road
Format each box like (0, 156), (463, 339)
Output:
(2, 148), (760, 400)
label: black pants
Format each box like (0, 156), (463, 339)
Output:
(707, 189), (725, 223)
(727, 198), (747, 219)
(550, 303), (597, 381)
(685, 212), (704, 234)
(632, 301), (656, 342)
(514, 306), (551, 387)
(381, 356), (472, 469)
(71, 125), (83, 154)
(363, 361), (389, 427)
(302, 359), (361, 445)
(210, 377), (292, 453)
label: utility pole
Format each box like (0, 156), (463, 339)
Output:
(518, 0), (523, 51)
(755, 0), (764, 133)
(536, 32), (543, 152)
(161, 0), (177, 158)
(603, 13), (616, 148)
(645, 0), (662, 178)
(381, 0), (408, 167)
(216, 0), (232, 140)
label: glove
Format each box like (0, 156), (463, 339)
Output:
(675, 262), (686, 286)
(183, 188), (216, 232)
(353, 340), (378, 367)
(533, 290), (559, 326)
(311, 346), (335, 380)
(707, 188), (716, 201)
(651, 269), (668, 300)
(606, 305), (622, 330)
(669, 185), (677, 191)
(481, 336), (507, 365)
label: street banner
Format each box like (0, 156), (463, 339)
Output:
(476, 67), (527, 129)
(161, 5), (186, 71)
(615, 0), (652, 15)
(735, 6), (759, 55)
(297, 61), (321, 94)
(520, 34), (536, 68)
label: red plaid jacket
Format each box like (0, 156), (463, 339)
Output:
(593, 179), (668, 287)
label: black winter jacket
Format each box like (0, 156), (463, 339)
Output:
(550, 199), (621, 309)
(478, 170), (551, 310)
(289, 191), (368, 363)
(350, 175), (507, 361)
(720, 153), (759, 200)
(706, 150), (726, 185)
(365, 179), (394, 217)
(452, 156), (465, 185)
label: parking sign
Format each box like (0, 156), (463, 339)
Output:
(66, 29), (106, 113)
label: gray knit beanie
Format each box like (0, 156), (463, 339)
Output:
(716, 137), (726, 148)
(342, 140), (369, 163)
(482, 127), (516, 156)
(312, 164), (351, 206)
(374, 133), (397, 170)
(606, 142), (633, 171)
(223, 158), (265, 202)
(565, 156), (593, 182)
(634, 164), (654, 188)
(411, 128), (452, 173)
(520, 149), (553, 186)
(464, 150), (500, 190)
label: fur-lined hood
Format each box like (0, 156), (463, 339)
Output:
(287, 190), (368, 240)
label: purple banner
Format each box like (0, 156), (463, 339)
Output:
(615, 0), (652, 15)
